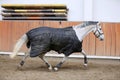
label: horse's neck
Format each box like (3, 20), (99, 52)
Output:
(73, 25), (95, 42)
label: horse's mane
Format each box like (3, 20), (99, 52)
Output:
(75, 21), (98, 28)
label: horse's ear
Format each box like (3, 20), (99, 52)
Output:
(97, 22), (101, 26)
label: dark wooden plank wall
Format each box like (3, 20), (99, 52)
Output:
(0, 21), (120, 57)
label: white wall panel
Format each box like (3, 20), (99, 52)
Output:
(93, 0), (120, 22)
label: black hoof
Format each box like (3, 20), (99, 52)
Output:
(20, 61), (24, 66)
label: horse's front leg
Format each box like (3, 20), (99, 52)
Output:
(81, 50), (88, 68)
(54, 55), (68, 71)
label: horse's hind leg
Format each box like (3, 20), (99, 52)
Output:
(19, 47), (31, 67)
(19, 52), (29, 66)
(54, 55), (68, 71)
(39, 54), (52, 71)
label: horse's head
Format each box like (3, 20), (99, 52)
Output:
(93, 22), (104, 41)
(73, 21), (104, 41)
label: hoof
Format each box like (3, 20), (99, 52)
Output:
(17, 61), (25, 70)
(53, 67), (58, 71)
(84, 64), (87, 67)
(17, 64), (23, 70)
(20, 61), (24, 66)
(48, 66), (53, 71)
(84, 64), (88, 69)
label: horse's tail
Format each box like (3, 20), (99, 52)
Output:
(10, 34), (28, 58)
